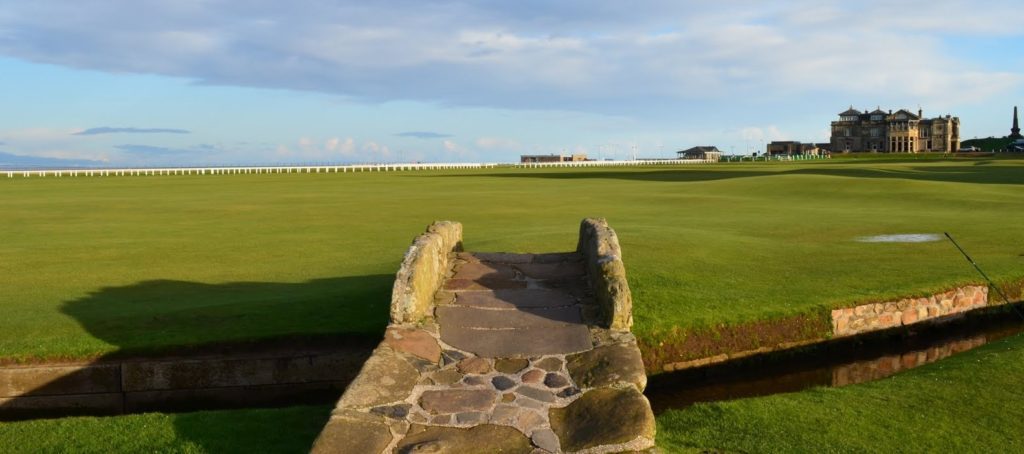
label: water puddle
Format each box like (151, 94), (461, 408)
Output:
(856, 234), (943, 243)
(645, 310), (1024, 414)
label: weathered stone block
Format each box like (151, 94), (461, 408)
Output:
(566, 343), (647, 391)
(384, 327), (441, 363)
(311, 410), (392, 454)
(419, 389), (497, 414)
(395, 424), (532, 453)
(390, 221), (463, 324)
(577, 218), (634, 331)
(494, 358), (529, 374)
(549, 386), (655, 452)
(337, 346), (418, 409)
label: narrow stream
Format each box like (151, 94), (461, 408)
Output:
(645, 309), (1024, 414)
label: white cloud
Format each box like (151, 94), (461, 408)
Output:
(474, 136), (520, 150)
(0, 1), (1017, 113)
(739, 126), (786, 142)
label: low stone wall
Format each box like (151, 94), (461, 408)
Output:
(831, 285), (988, 337)
(654, 284), (993, 374)
(576, 218), (633, 331)
(390, 221), (463, 324)
(0, 347), (369, 419)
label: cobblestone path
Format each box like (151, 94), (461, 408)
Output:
(314, 250), (655, 453)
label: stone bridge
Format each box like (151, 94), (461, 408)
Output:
(312, 219), (655, 453)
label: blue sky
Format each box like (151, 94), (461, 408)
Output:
(1, 0), (1022, 166)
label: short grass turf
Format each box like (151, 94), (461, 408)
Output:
(656, 330), (1024, 453)
(0, 405), (330, 453)
(2, 158), (1023, 360)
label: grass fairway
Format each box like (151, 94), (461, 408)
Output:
(656, 330), (1024, 452)
(0, 405), (330, 453)
(2, 158), (1023, 360)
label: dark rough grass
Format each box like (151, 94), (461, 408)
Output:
(657, 331), (1024, 453)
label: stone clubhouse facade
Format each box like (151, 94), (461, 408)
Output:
(830, 107), (960, 153)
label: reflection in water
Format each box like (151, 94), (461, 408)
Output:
(646, 315), (1024, 414)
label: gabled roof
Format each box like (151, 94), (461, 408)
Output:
(869, 107), (887, 115)
(676, 146), (722, 154)
(892, 109), (920, 120)
(839, 106), (862, 116)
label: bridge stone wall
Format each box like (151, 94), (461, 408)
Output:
(389, 221), (463, 324)
(577, 218), (634, 331)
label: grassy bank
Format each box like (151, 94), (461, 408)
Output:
(0, 405), (330, 453)
(657, 330), (1024, 452)
(3, 331), (1022, 452)
(1, 158), (1023, 361)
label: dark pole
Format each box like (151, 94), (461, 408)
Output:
(944, 232), (1023, 320)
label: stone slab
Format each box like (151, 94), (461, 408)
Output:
(469, 252), (535, 264)
(419, 389), (498, 414)
(549, 386), (655, 452)
(530, 252), (582, 264)
(384, 327), (441, 363)
(311, 410), (393, 454)
(452, 289), (578, 309)
(440, 325), (592, 358)
(451, 262), (518, 280)
(566, 342), (648, 391)
(337, 347), (419, 409)
(514, 262), (585, 280)
(0, 364), (121, 397)
(437, 306), (583, 330)
(395, 424), (532, 453)
(444, 278), (527, 291)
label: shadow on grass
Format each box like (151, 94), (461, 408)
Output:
(424, 161), (1023, 186)
(59, 275), (393, 357)
(3, 275), (394, 452)
(171, 404), (335, 453)
(787, 165), (1024, 186)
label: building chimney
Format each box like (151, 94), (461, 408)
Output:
(918, 108), (923, 118)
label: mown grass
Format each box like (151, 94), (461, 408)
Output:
(1, 158), (1023, 361)
(0, 405), (331, 453)
(657, 330), (1024, 453)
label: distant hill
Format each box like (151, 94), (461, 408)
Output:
(960, 137), (1014, 152)
(0, 151), (104, 169)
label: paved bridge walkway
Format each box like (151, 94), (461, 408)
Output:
(313, 220), (655, 453)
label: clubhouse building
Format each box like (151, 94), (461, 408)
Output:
(830, 107), (960, 153)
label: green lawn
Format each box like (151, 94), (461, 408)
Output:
(657, 330), (1024, 453)
(2, 159), (1023, 361)
(0, 405), (330, 453)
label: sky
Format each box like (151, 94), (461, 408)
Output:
(1, 0), (1022, 166)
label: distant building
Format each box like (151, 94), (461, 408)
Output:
(766, 141), (821, 157)
(830, 106), (960, 153)
(520, 153), (588, 163)
(1010, 138), (1024, 153)
(676, 146), (722, 161)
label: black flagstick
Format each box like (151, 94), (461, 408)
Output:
(944, 232), (1023, 321)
